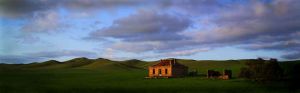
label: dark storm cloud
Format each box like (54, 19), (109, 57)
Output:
(190, 0), (300, 44)
(61, 0), (144, 10)
(0, 0), (166, 18)
(88, 10), (191, 42)
(0, 0), (53, 18)
(182, 0), (300, 59)
(58, 0), (220, 13)
(2, 0), (300, 60)
(88, 0), (300, 59)
(0, 0), (222, 18)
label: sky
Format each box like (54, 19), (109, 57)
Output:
(0, 0), (300, 63)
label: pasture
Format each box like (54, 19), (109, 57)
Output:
(0, 58), (297, 93)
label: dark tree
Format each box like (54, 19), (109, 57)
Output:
(238, 67), (252, 78)
(290, 63), (300, 82)
(262, 60), (284, 80)
(239, 58), (284, 81)
(289, 63), (300, 92)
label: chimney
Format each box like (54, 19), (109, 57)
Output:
(173, 59), (175, 65)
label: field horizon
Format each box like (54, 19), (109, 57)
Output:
(0, 57), (299, 93)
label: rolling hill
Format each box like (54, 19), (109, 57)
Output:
(0, 58), (299, 93)
(1, 57), (299, 77)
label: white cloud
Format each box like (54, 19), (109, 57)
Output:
(21, 10), (68, 33)
(87, 10), (191, 42)
(165, 48), (210, 56)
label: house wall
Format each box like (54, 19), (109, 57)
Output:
(148, 66), (172, 77)
(172, 67), (188, 77)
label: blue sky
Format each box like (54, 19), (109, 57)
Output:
(0, 0), (299, 63)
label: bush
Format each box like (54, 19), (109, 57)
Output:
(262, 60), (283, 80)
(238, 58), (284, 81)
(289, 64), (300, 91)
(238, 67), (252, 78)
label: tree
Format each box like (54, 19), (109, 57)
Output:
(238, 67), (252, 78)
(238, 58), (284, 81)
(289, 64), (300, 91)
(262, 60), (283, 80)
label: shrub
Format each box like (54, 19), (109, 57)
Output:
(238, 58), (284, 81)
(238, 67), (252, 78)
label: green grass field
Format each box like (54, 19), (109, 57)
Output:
(0, 58), (298, 93)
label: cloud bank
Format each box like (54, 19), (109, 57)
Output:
(1, 0), (300, 63)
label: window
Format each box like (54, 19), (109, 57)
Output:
(153, 69), (155, 74)
(165, 69), (168, 74)
(159, 69), (162, 74)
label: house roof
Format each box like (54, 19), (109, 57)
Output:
(151, 59), (187, 68)
(152, 61), (172, 66)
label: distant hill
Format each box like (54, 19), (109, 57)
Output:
(1, 58), (299, 77)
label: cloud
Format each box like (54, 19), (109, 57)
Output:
(21, 10), (68, 33)
(180, 0), (300, 59)
(61, 0), (144, 10)
(14, 10), (70, 44)
(0, 0), (51, 18)
(241, 40), (300, 51)
(87, 10), (191, 42)
(282, 52), (300, 59)
(0, 0), (164, 18)
(110, 41), (164, 53)
(101, 0), (300, 58)
(108, 39), (207, 53)
(2, 0), (300, 61)
(134, 48), (210, 60)
(0, 50), (98, 63)
(165, 48), (210, 57)
(101, 48), (210, 61)
(28, 50), (97, 58)
(169, 0), (223, 15)
(0, 55), (43, 64)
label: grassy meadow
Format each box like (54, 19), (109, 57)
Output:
(0, 58), (298, 93)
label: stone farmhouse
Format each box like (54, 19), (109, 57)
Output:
(148, 58), (188, 78)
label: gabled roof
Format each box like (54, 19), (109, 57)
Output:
(152, 61), (172, 66)
(150, 59), (188, 68)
